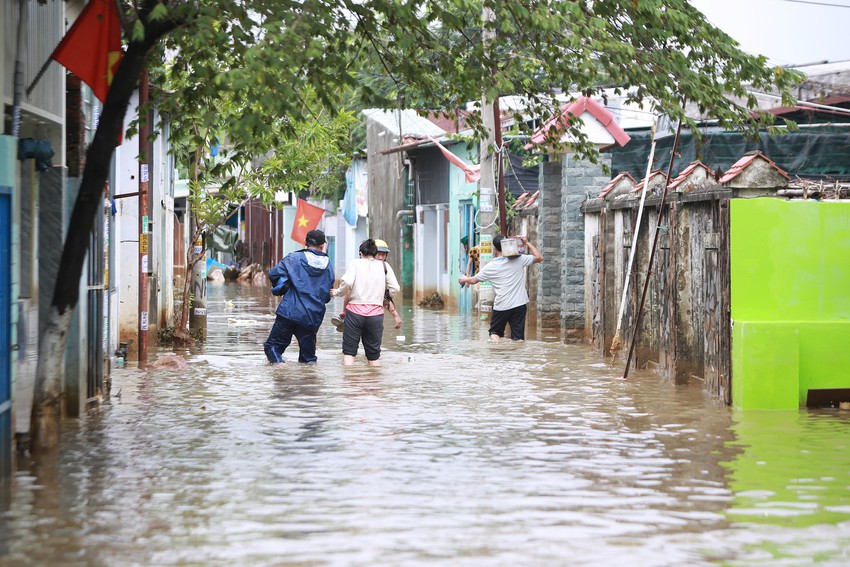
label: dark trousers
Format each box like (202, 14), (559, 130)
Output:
(264, 315), (318, 363)
(341, 310), (385, 361)
(489, 304), (528, 340)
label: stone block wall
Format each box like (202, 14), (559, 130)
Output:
(535, 161), (562, 330)
(562, 154), (610, 341)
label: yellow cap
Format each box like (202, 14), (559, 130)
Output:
(375, 239), (390, 253)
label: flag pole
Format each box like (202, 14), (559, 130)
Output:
(25, 57), (54, 99)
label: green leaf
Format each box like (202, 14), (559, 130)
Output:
(131, 20), (145, 42)
(149, 3), (168, 22)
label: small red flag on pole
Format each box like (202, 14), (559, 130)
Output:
(427, 136), (481, 183)
(51, 0), (124, 103)
(290, 199), (325, 245)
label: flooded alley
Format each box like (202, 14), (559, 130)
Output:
(2, 284), (849, 566)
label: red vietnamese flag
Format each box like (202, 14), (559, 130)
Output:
(51, 0), (124, 103)
(290, 198), (325, 245)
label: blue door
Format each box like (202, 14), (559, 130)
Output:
(0, 190), (11, 476)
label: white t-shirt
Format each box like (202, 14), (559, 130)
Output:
(337, 258), (400, 306)
(474, 254), (535, 311)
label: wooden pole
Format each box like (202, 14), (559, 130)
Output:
(494, 101), (507, 235)
(610, 120), (658, 355)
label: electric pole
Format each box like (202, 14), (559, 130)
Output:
(477, 5), (501, 313)
(138, 70), (150, 367)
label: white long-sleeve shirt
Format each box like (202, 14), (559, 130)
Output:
(336, 258), (400, 306)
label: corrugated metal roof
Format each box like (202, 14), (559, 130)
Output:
(362, 109), (446, 138)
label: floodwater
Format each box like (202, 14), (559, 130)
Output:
(2, 283), (850, 566)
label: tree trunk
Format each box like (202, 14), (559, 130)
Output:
(174, 249), (203, 345)
(30, 12), (180, 452)
(29, 308), (74, 451)
(174, 222), (204, 345)
(188, 236), (207, 340)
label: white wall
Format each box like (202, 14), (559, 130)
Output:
(151, 112), (174, 328)
(113, 93), (141, 358)
(414, 204), (448, 299)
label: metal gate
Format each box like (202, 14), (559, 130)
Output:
(86, 198), (106, 402)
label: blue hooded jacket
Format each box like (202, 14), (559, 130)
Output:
(268, 248), (334, 329)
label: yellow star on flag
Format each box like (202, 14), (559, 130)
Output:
(291, 198), (325, 245)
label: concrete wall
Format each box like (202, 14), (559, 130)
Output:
(114, 93), (141, 359)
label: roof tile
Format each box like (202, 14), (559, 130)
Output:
(718, 151), (789, 185)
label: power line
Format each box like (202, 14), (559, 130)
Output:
(779, 0), (850, 8)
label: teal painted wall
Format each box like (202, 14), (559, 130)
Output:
(730, 198), (850, 409)
(447, 142), (479, 306)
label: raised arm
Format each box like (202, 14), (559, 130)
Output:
(521, 236), (544, 264)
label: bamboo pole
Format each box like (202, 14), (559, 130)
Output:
(609, 119), (657, 355)
(623, 117), (684, 379)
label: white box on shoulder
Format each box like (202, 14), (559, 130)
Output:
(500, 238), (520, 257)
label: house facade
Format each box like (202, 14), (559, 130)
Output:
(1, 0), (106, 473)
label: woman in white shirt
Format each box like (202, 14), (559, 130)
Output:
(331, 239), (400, 366)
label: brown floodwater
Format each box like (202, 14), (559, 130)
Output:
(1, 283), (849, 566)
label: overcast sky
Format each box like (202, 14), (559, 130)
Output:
(689, 0), (850, 67)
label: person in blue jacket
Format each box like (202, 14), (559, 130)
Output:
(264, 229), (335, 364)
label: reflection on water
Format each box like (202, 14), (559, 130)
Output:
(1, 283), (848, 566)
(724, 411), (850, 527)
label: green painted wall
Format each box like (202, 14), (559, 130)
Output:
(730, 198), (850, 409)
